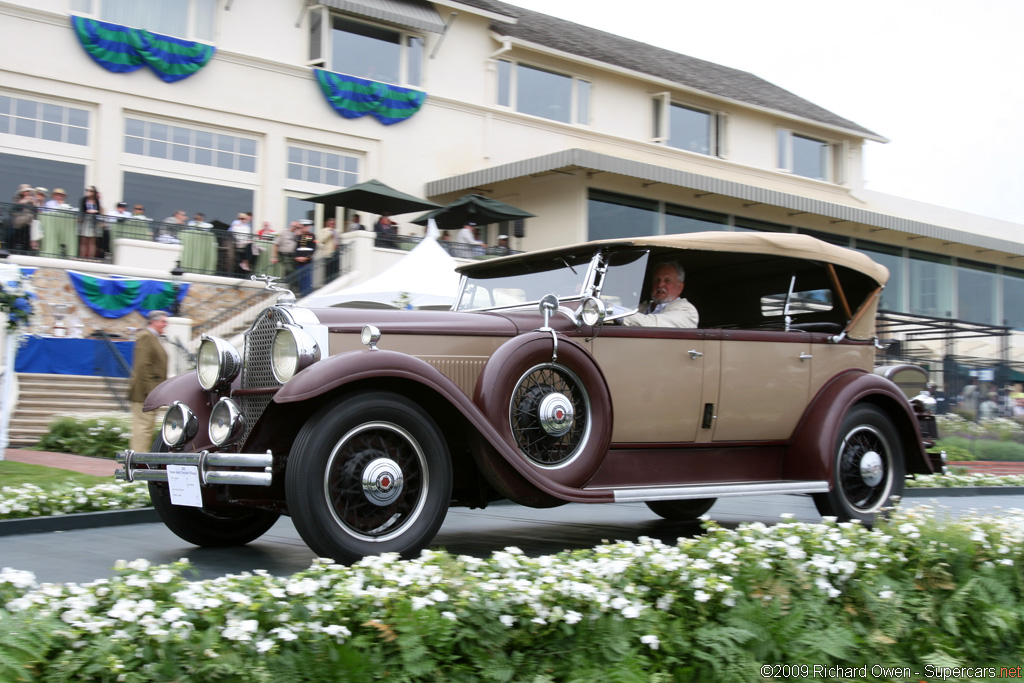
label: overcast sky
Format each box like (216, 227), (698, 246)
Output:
(502, 0), (1024, 225)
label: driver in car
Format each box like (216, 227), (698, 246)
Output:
(621, 261), (698, 328)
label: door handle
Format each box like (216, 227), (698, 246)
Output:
(799, 352), (813, 362)
(688, 349), (703, 359)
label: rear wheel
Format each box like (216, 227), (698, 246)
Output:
(148, 439), (280, 547)
(813, 404), (905, 524)
(645, 498), (716, 521)
(286, 391), (452, 564)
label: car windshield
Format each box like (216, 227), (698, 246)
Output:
(454, 252), (596, 311)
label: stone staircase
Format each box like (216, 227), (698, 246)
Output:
(8, 373), (131, 447)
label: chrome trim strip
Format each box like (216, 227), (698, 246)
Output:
(605, 480), (830, 503)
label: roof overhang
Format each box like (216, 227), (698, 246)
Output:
(426, 148), (1024, 257)
(317, 0), (447, 33)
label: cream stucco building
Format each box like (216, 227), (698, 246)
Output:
(2, 0), (1022, 396)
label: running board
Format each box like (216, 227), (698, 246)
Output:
(596, 480), (830, 503)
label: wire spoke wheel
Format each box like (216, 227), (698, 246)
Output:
(510, 363), (590, 467)
(837, 425), (890, 512)
(287, 391), (451, 563)
(813, 404), (905, 524)
(325, 422), (427, 541)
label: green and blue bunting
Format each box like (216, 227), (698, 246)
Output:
(314, 68), (426, 125)
(71, 15), (215, 83)
(68, 271), (188, 319)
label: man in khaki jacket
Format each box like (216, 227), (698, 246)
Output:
(129, 310), (168, 452)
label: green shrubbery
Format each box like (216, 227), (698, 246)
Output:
(34, 413), (132, 459)
(936, 415), (1024, 462)
(2, 507), (1023, 682)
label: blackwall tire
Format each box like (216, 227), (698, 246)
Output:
(645, 498), (716, 521)
(285, 391), (452, 564)
(476, 334), (612, 487)
(147, 438), (280, 547)
(813, 404), (905, 524)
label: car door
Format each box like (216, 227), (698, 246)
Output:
(711, 330), (811, 441)
(591, 327), (708, 443)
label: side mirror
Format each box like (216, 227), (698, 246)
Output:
(539, 294), (559, 330)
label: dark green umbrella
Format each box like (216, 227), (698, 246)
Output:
(410, 194), (535, 230)
(305, 179), (441, 216)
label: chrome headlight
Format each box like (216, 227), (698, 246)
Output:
(271, 324), (321, 383)
(162, 401), (198, 449)
(209, 398), (246, 446)
(580, 296), (606, 326)
(197, 335), (241, 391)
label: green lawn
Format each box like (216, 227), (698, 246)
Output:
(0, 461), (108, 490)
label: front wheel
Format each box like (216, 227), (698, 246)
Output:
(813, 404), (905, 524)
(286, 391), (452, 564)
(645, 498), (716, 521)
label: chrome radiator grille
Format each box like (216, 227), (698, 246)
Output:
(239, 307), (289, 443)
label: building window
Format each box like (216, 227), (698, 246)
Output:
(497, 60), (590, 125)
(123, 171), (253, 229)
(957, 260), (997, 325)
(1004, 268), (1024, 331)
(587, 190), (656, 241)
(909, 250), (953, 318)
(665, 204), (727, 233)
(309, 13), (423, 87)
(733, 217), (791, 233)
(286, 146), (359, 187)
(0, 94), (89, 146)
(124, 118), (257, 173)
(70, 0), (216, 42)
(652, 96), (722, 156)
(797, 228), (850, 247)
(858, 240), (905, 313)
(777, 129), (842, 181)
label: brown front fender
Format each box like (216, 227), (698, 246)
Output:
(272, 348), (617, 504)
(785, 370), (933, 481)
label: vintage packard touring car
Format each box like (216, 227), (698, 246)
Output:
(116, 232), (944, 562)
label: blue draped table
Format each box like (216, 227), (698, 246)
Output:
(15, 337), (135, 377)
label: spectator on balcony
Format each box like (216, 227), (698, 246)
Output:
(317, 216), (340, 284)
(272, 220), (298, 279)
(44, 188), (71, 211)
(347, 213), (366, 232)
(294, 219), (317, 295)
(109, 201), (132, 220)
(130, 204), (152, 221)
(9, 185), (37, 253)
(374, 213), (397, 247)
(490, 234), (510, 256)
(157, 209), (186, 244)
(455, 221), (486, 256)
(188, 212), (212, 229)
(229, 211), (253, 272)
(78, 186), (103, 259)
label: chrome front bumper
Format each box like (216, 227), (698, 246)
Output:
(115, 449), (274, 486)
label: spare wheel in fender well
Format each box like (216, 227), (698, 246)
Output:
(474, 332), (613, 488)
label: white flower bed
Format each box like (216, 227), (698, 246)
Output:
(1, 505), (1022, 681)
(908, 472), (1024, 488)
(0, 482), (150, 520)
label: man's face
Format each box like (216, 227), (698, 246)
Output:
(152, 316), (168, 332)
(649, 264), (684, 304)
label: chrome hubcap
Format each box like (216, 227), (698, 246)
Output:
(361, 458), (404, 506)
(859, 450), (883, 487)
(538, 392), (574, 436)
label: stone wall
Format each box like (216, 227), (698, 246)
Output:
(26, 264), (270, 341)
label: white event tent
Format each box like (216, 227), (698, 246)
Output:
(305, 221), (461, 310)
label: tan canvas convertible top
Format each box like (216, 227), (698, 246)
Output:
(459, 232), (889, 287)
